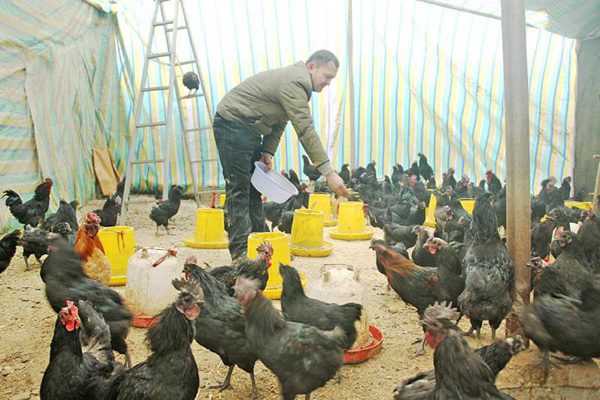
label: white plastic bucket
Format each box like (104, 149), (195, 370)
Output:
(251, 161), (298, 203)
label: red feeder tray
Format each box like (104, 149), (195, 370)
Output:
(344, 325), (383, 364)
(132, 315), (160, 328)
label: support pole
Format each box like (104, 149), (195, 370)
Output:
(347, 0), (356, 169)
(593, 154), (600, 212)
(500, 0), (531, 332)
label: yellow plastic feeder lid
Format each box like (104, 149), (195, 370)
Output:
(329, 228), (375, 240)
(184, 208), (229, 249)
(290, 241), (334, 257)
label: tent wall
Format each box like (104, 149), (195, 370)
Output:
(574, 37), (600, 198)
(116, 0), (576, 193)
(0, 0), (126, 230)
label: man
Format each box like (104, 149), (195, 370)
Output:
(213, 50), (349, 260)
(409, 174), (430, 204)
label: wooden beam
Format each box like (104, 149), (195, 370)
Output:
(593, 154), (600, 212)
(347, 0), (356, 169)
(500, 0), (531, 333)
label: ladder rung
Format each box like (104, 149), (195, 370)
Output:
(166, 26), (188, 33)
(142, 86), (169, 92)
(137, 121), (167, 128)
(154, 20), (173, 26)
(131, 159), (165, 165)
(148, 52), (171, 59)
(176, 60), (195, 66)
(190, 158), (218, 164)
(179, 93), (205, 100)
(185, 126), (212, 133)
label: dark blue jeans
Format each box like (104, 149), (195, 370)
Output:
(213, 113), (269, 260)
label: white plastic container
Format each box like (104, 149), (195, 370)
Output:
(304, 264), (370, 349)
(125, 247), (180, 316)
(251, 161), (298, 203)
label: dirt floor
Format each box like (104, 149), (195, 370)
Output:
(1, 195), (599, 400)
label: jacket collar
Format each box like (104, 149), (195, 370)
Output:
(295, 61), (313, 100)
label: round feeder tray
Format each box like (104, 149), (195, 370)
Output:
(344, 325), (383, 364)
(329, 227), (374, 241)
(109, 276), (126, 286)
(132, 315), (160, 329)
(183, 235), (229, 249)
(289, 241), (333, 257)
(323, 218), (337, 227)
(263, 273), (308, 300)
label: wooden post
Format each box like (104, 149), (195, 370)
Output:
(500, 0), (531, 333)
(347, 0), (356, 169)
(593, 155), (600, 212)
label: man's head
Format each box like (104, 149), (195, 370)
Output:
(306, 50), (339, 92)
(410, 175), (418, 186)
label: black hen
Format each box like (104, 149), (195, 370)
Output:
(384, 223), (417, 249)
(459, 193), (514, 341)
(339, 163), (351, 184)
(101, 279), (202, 400)
(288, 169), (301, 187)
(182, 71), (200, 95)
(302, 154), (321, 181)
(0, 229), (21, 274)
(559, 176), (571, 200)
(184, 259), (260, 398)
(42, 199), (79, 233)
(277, 210), (294, 233)
(149, 185), (183, 234)
(41, 300), (118, 400)
(417, 153), (434, 182)
(41, 237), (133, 367)
(235, 278), (346, 400)
(3, 178), (53, 226)
(394, 335), (525, 400)
(280, 264), (362, 351)
(93, 195), (121, 227)
(19, 224), (48, 270)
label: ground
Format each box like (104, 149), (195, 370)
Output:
(0, 195), (599, 400)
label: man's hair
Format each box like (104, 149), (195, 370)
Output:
(306, 50), (339, 68)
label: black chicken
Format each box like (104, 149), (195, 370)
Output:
(384, 223), (417, 249)
(93, 195), (121, 227)
(101, 279), (202, 400)
(41, 300), (118, 400)
(392, 165), (404, 186)
(182, 71), (200, 95)
(579, 209), (600, 269)
(3, 178), (53, 227)
(485, 170), (502, 198)
(339, 163), (351, 184)
(530, 217), (556, 259)
(424, 237), (465, 311)
(149, 185), (183, 234)
(302, 154), (322, 181)
(280, 264), (363, 351)
(417, 153), (434, 182)
(459, 193), (514, 341)
(394, 303), (516, 400)
(394, 335), (525, 399)
(288, 169), (301, 187)
(42, 199), (79, 233)
(41, 236), (133, 367)
(559, 176), (571, 200)
(184, 259), (261, 398)
(20, 225), (48, 270)
(235, 278), (346, 400)
(410, 226), (435, 268)
(277, 210), (294, 233)
(523, 277), (600, 381)
(0, 229), (21, 274)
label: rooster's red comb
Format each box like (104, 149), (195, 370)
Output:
(86, 212), (101, 224)
(60, 300), (81, 332)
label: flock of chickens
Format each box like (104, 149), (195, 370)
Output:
(0, 151), (599, 399)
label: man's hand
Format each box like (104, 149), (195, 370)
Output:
(259, 154), (273, 171)
(325, 171), (350, 197)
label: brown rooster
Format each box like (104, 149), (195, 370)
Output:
(75, 212), (112, 285)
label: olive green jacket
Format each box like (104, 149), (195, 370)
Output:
(216, 61), (333, 176)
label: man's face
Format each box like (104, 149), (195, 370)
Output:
(307, 61), (338, 92)
(410, 176), (417, 186)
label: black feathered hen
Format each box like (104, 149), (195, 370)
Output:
(42, 199), (79, 233)
(149, 185), (183, 235)
(302, 154), (322, 181)
(280, 264), (363, 351)
(182, 71), (200, 95)
(339, 163), (351, 184)
(0, 229), (21, 274)
(3, 178), (53, 227)
(417, 153), (434, 182)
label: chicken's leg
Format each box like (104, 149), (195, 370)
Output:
(305, 394), (311, 400)
(125, 351), (133, 369)
(249, 371), (260, 400)
(207, 364), (234, 391)
(491, 326), (497, 341)
(23, 255), (30, 271)
(155, 225), (160, 236)
(165, 225), (171, 235)
(413, 334), (426, 357)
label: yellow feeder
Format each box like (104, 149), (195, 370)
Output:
(289, 209), (333, 257)
(309, 193), (337, 226)
(98, 226), (136, 286)
(330, 201), (374, 240)
(565, 200), (592, 211)
(219, 194), (226, 207)
(424, 193), (437, 228)
(459, 198), (475, 214)
(184, 208), (228, 249)
(247, 232), (307, 299)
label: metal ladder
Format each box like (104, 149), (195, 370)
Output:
(119, 0), (217, 225)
